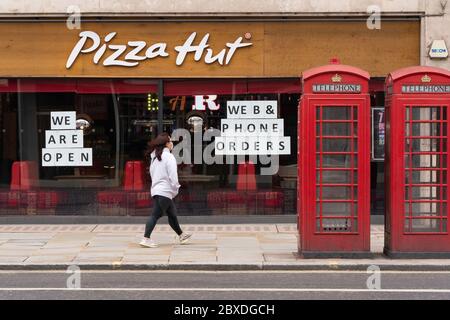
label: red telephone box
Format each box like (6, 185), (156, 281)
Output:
(298, 61), (371, 257)
(384, 66), (450, 258)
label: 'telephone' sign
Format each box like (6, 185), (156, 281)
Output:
(42, 112), (93, 166)
(215, 101), (291, 155)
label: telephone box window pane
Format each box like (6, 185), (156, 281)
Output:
(410, 202), (440, 216)
(322, 107), (351, 120)
(406, 155), (446, 168)
(318, 202), (352, 215)
(411, 123), (440, 137)
(318, 170), (357, 183)
(319, 155), (356, 168)
(405, 170), (443, 184)
(405, 186), (439, 200)
(406, 138), (444, 152)
(318, 138), (353, 152)
(321, 123), (351, 136)
(411, 219), (441, 232)
(317, 187), (352, 200)
(411, 107), (440, 121)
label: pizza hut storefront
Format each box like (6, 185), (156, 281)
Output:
(0, 20), (420, 217)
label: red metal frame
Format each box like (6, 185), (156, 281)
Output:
(384, 66), (450, 257)
(298, 63), (371, 257)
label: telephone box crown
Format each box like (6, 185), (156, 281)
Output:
(332, 74), (342, 83)
(421, 74), (432, 83)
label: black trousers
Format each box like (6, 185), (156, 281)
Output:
(144, 195), (183, 238)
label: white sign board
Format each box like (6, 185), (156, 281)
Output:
(50, 112), (76, 130)
(215, 101), (290, 155)
(215, 136), (291, 155)
(429, 40), (449, 59)
(42, 112), (93, 167)
(226, 101), (278, 119)
(221, 119), (284, 136)
(45, 130), (84, 148)
(42, 148), (93, 167)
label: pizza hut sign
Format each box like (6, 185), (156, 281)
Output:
(66, 31), (253, 69)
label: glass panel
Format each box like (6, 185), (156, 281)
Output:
(317, 202), (354, 215)
(318, 138), (352, 152)
(405, 186), (439, 200)
(317, 170), (357, 184)
(317, 187), (352, 200)
(409, 202), (442, 216)
(405, 155), (446, 168)
(353, 107), (358, 121)
(406, 138), (445, 152)
(405, 170), (445, 184)
(321, 123), (351, 136)
(411, 219), (441, 232)
(411, 123), (440, 137)
(0, 80), (300, 216)
(319, 155), (356, 168)
(411, 107), (440, 121)
(322, 107), (351, 120)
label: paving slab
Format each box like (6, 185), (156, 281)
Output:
(0, 223), (449, 271)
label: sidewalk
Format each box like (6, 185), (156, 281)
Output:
(0, 224), (449, 271)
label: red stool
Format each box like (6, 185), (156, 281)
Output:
(0, 161), (60, 215)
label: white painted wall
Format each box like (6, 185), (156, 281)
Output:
(0, 0), (449, 70)
(0, 0), (429, 16)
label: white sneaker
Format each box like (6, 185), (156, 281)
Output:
(179, 232), (192, 244)
(139, 238), (158, 248)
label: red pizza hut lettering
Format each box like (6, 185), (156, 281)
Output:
(66, 31), (253, 69)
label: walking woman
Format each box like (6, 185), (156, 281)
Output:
(140, 133), (192, 248)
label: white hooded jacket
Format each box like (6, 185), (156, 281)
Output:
(150, 148), (180, 199)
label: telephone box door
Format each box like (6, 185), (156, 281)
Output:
(299, 63), (371, 257)
(384, 67), (450, 257)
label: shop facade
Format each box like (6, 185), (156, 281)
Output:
(0, 6), (439, 217)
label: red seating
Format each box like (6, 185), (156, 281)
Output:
(207, 161), (285, 215)
(0, 161), (60, 215)
(236, 161), (257, 191)
(96, 161), (152, 215)
(123, 161), (146, 191)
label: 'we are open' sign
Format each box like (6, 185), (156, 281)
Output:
(41, 112), (93, 167)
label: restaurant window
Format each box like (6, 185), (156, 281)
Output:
(0, 78), (298, 216)
(163, 79), (299, 216)
(0, 79), (159, 216)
